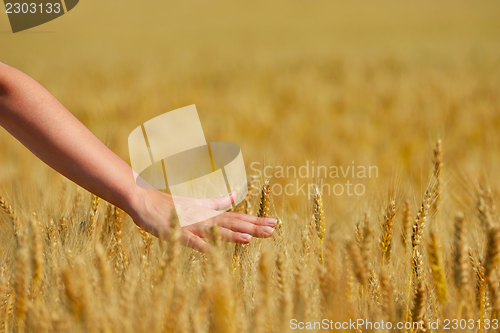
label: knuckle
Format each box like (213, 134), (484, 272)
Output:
(209, 199), (218, 209)
(186, 234), (197, 244)
(253, 225), (260, 235)
(256, 217), (267, 225)
(229, 218), (238, 229)
(202, 243), (210, 253)
(226, 231), (237, 241)
(234, 213), (246, 220)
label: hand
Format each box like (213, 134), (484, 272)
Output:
(0, 62), (276, 252)
(129, 187), (277, 252)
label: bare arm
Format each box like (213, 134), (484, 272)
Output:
(0, 62), (276, 252)
(0, 62), (141, 215)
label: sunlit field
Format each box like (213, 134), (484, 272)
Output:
(1, 1), (500, 332)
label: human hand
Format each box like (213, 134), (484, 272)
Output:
(129, 187), (276, 252)
(0, 63), (276, 253)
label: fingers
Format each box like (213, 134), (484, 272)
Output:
(221, 212), (277, 227)
(191, 224), (253, 244)
(195, 192), (236, 210)
(180, 230), (210, 253)
(211, 213), (277, 238)
(179, 211), (278, 254)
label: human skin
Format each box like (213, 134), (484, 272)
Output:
(0, 62), (275, 252)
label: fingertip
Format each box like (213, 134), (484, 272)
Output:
(218, 192), (236, 209)
(265, 218), (277, 227)
(228, 191), (236, 204)
(261, 226), (275, 236)
(240, 233), (252, 242)
(201, 243), (211, 254)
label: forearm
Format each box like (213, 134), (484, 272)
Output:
(0, 62), (142, 216)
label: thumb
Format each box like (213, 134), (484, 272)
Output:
(197, 191), (236, 210)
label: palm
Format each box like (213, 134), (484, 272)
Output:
(131, 188), (277, 253)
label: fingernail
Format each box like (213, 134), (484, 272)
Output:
(265, 218), (277, 227)
(262, 226), (275, 235)
(240, 233), (252, 241)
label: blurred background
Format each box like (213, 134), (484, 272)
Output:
(1, 0), (500, 217)
(2, 3), (500, 330)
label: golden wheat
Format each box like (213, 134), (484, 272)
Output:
(1, 13), (500, 330)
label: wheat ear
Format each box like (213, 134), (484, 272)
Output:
(312, 186), (325, 264)
(87, 194), (100, 239)
(380, 200), (396, 266)
(380, 266), (394, 322)
(452, 212), (469, 318)
(258, 180), (271, 218)
(14, 236), (28, 333)
(428, 230), (448, 304)
(433, 139), (443, 227)
(401, 200), (412, 256)
(346, 239), (367, 286)
(405, 188), (432, 323)
(412, 280), (427, 333)
(29, 213), (43, 306)
(0, 195), (20, 238)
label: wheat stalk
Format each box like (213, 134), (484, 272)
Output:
(401, 200), (412, 255)
(470, 252), (486, 325)
(452, 212), (469, 319)
(112, 207), (129, 271)
(428, 229), (448, 304)
(346, 239), (367, 286)
(254, 251), (269, 333)
(379, 266), (394, 322)
(14, 238), (28, 333)
(380, 200), (396, 266)
(360, 213), (373, 272)
(95, 243), (112, 298)
(483, 221), (500, 280)
(87, 194), (100, 239)
(412, 280), (427, 333)
(433, 139), (443, 227)
(405, 188), (432, 323)
(29, 213), (44, 307)
(0, 195), (20, 238)
(258, 180), (271, 218)
(312, 186), (326, 264)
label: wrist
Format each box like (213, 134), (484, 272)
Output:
(121, 185), (147, 221)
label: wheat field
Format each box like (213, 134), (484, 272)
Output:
(1, 1), (500, 332)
